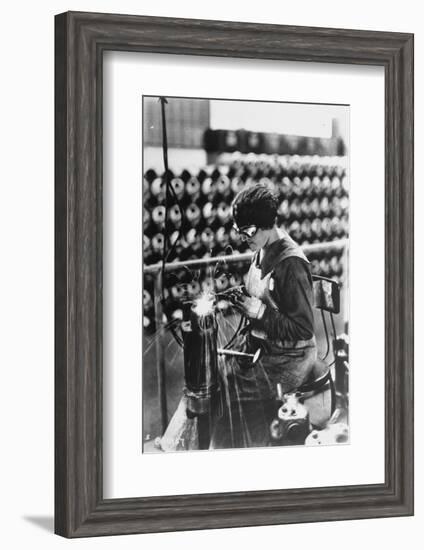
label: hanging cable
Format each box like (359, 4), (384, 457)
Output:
(158, 96), (183, 347)
(330, 312), (338, 344)
(159, 97), (170, 297)
(223, 314), (247, 349)
(164, 184), (184, 264)
(320, 309), (330, 361)
(329, 311), (338, 365)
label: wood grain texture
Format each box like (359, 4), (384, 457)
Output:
(54, 11), (414, 538)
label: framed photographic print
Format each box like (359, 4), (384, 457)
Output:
(55, 11), (414, 537)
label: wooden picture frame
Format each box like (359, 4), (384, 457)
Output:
(55, 11), (414, 538)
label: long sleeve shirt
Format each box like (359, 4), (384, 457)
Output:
(249, 236), (315, 343)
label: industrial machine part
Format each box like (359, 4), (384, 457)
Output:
(181, 299), (218, 449)
(180, 295), (262, 449)
(305, 422), (349, 446)
(270, 388), (311, 445)
(181, 301), (218, 416)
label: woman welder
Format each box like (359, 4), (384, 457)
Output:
(210, 183), (332, 449)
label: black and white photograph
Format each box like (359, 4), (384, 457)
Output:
(142, 96), (349, 452)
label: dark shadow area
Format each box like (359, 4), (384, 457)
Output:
(22, 516), (54, 533)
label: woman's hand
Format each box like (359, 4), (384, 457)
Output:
(233, 294), (266, 319)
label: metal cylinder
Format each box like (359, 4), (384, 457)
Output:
(181, 303), (218, 416)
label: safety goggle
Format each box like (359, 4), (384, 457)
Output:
(233, 224), (258, 239)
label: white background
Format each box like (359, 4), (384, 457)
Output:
(104, 53), (384, 498)
(0, 1), (419, 549)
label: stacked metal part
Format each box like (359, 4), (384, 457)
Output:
(143, 154), (348, 332)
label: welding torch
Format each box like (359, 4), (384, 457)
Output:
(217, 347), (262, 364)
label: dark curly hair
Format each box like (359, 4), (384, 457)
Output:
(232, 183), (278, 229)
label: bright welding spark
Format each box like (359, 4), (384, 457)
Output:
(193, 292), (215, 317)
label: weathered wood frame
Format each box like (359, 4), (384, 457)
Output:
(55, 11), (414, 538)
